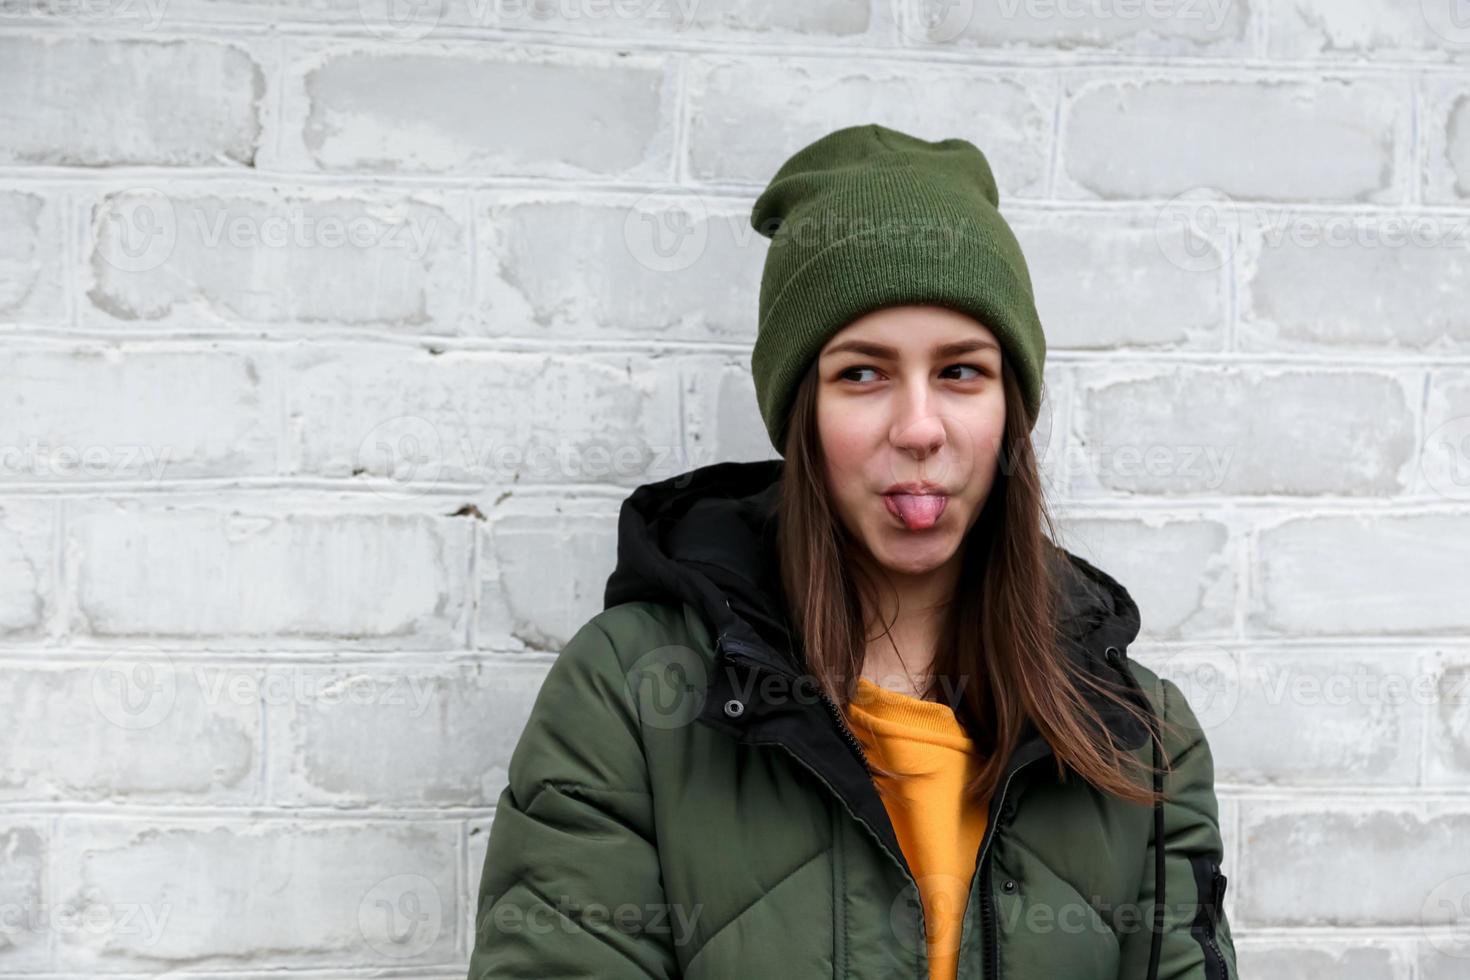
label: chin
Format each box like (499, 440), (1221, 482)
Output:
(864, 528), (962, 576)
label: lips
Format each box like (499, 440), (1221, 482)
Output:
(882, 485), (949, 530)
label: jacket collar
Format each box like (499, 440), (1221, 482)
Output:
(603, 458), (1151, 755)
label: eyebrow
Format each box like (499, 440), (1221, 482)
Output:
(821, 338), (1002, 360)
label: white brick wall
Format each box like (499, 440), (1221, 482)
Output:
(0, 1), (1467, 976)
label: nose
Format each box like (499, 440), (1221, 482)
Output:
(890, 382), (947, 458)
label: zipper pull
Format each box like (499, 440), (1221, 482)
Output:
(1210, 864), (1227, 927)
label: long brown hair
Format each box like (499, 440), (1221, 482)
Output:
(775, 351), (1178, 808)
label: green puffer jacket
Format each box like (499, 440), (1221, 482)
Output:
(468, 459), (1238, 980)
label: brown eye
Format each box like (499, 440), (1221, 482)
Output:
(945, 364), (986, 380)
(842, 366), (881, 383)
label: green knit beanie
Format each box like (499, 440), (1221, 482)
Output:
(749, 122), (1047, 454)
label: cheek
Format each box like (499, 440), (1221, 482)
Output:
(816, 406), (879, 522)
(816, 400), (872, 475)
(947, 400), (1006, 496)
(955, 392), (1007, 451)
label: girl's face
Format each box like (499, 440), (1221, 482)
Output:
(815, 305), (1007, 578)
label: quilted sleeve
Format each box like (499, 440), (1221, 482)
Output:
(467, 616), (680, 979)
(1116, 677), (1239, 980)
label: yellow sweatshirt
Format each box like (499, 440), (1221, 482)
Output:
(844, 676), (989, 980)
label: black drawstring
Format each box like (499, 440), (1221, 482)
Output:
(1105, 645), (1164, 980)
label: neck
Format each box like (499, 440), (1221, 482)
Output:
(852, 549), (962, 697)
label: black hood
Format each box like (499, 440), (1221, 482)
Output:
(604, 458), (1150, 749)
(605, 459), (795, 672)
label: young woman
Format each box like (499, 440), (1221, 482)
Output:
(468, 124), (1237, 980)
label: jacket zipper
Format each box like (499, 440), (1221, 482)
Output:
(816, 680), (873, 775)
(1204, 930), (1226, 978)
(1202, 865), (1228, 978)
(972, 754), (1045, 980)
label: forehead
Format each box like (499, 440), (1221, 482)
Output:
(821, 305), (1000, 353)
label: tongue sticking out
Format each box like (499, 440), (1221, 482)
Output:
(886, 493), (948, 530)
